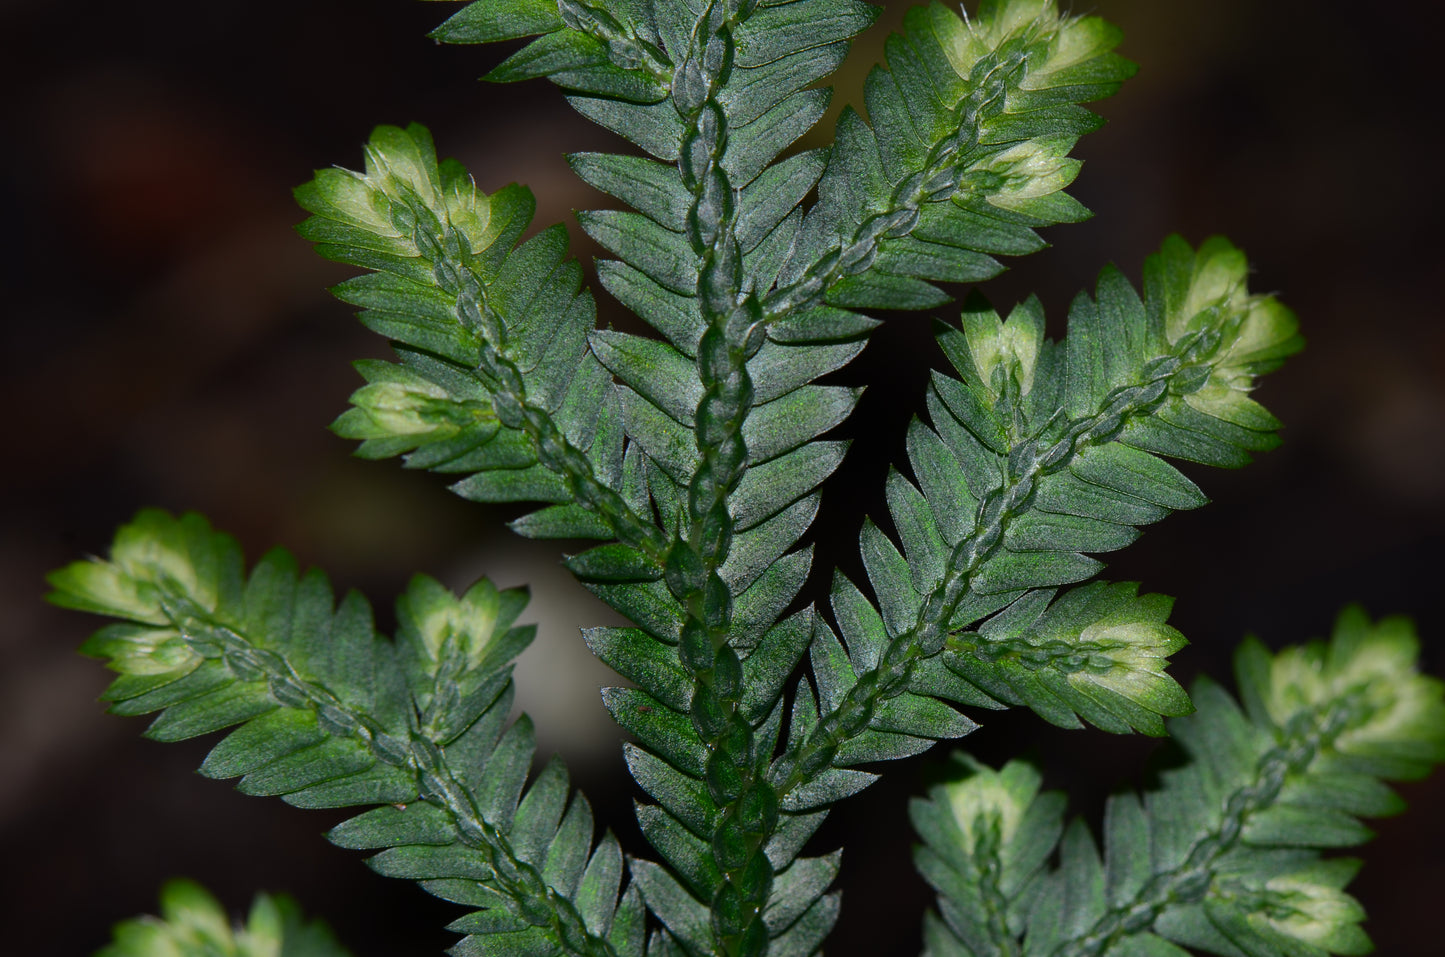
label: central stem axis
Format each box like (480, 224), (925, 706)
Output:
(660, 3), (777, 956)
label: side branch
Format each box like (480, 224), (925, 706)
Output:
(760, 47), (1025, 320)
(770, 335), (1217, 795)
(1054, 700), (1356, 957)
(179, 608), (618, 957)
(914, 610), (1445, 957)
(395, 194), (668, 561)
(758, 5), (1135, 321)
(48, 511), (638, 957)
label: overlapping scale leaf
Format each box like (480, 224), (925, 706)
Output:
(913, 610), (1445, 957)
(50, 510), (640, 957)
(622, 777), (831, 957)
(436, 0), (876, 173)
(431, 0), (672, 105)
(98, 880), (351, 957)
(1121, 235), (1305, 465)
(536, 0), (875, 182)
(296, 124), (630, 541)
(1236, 606), (1445, 783)
(562, 0), (876, 346)
(768, 0), (1136, 315)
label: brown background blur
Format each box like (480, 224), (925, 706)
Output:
(2, 0), (1442, 954)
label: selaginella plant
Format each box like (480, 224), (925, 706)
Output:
(48, 1), (1445, 955)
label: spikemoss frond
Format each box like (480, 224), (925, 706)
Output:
(50, 3), (1437, 957)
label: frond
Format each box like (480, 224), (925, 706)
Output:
(764, 234), (1298, 848)
(49, 510), (639, 957)
(98, 880), (350, 957)
(913, 609), (1445, 957)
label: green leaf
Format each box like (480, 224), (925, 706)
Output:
(629, 860), (711, 953)
(859, 519), (922, 637)
(510, 503), (615, 540)
(596, 260), (706, 357)
(740, 609), (816, 723)
(488, 30), (610, 84)
(579, 211), (696, 298)
(744, 386), (861, 466)
(720, 495), (820, 594)
(619, 387), (697, 483)
(437, 0), (670, 106)
(723, 44), (850, 128)
(748, 338), (867, 404)
(871, 693), (977, 741)
(732, 547), (814, 648)
(605, 689), (707, 777)
(825, 270), (951, 310)
(768, 894), (841, 957)
(570, 97), (683, 161)
(733, 0), (878, 68)
(781, 768), (879, 812)
(569, 152), (691, 233)
(766, 305), (879, 345)
(810, 618), (860, 715)
(731, 441), (849, 531)
(636, 805), (722, 898)
(626, 744), (717, 839)
(590, 330), (702, 426)
(586, 626), (693, 713)
(1069, 442), (1207, 510)
(737, 151), (829, 251)
(724, 89), (833, 186)
(829, 571), (890, 673)
(431, 0), (564, 44)
(885, 468), (950, 593)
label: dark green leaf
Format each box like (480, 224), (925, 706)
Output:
(431, 0), (563, 43)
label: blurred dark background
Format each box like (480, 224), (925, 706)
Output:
(3, 0), (1442, 953)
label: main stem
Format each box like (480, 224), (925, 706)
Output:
(661, 3), (775, 956)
